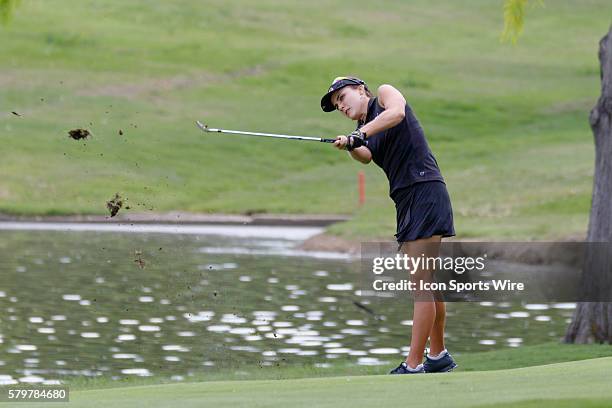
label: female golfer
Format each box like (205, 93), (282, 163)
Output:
(321, 76), (457, 374)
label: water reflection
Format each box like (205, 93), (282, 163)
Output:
(0, 230), (575, 383)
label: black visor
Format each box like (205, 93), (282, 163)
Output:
(320, 77), (365, 112)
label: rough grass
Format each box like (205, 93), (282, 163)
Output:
(57, 342), (612, 390)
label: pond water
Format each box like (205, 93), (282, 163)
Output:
(0, 225), (575, 384)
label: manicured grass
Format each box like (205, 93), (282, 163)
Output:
(14, 357), (612, 408)
(455, 341), (612, 372)
(60, 342), (612, 390)
(1, 1), (610, 240)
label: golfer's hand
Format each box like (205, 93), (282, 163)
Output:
(334, 135), (348, 150)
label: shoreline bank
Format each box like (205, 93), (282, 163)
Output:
(0, 212), (587, 265)
(0, 211), (350, 227)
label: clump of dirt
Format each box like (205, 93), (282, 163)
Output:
(11, 111), (21, 116)
(106, 193), (123, 217)
(134, 250), (146, 269)
(68, 128), (91, 140)
(119, 129), (123, 135)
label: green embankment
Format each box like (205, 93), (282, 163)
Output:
(1, 1), (611, 240)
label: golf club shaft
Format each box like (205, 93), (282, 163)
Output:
(196, 121), (336, 143)
(206, 128), (336, 143)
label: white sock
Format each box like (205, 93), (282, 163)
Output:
(428, 349), (448, 360)
(405, 363), (423, 372)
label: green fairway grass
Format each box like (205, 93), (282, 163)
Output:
(12, 357), (612, 408)
(1, 1), (611, 240)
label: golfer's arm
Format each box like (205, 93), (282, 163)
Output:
(360, 84), (406, 136)
(360, 109), (404, 136)
(349, 146), (371, 164)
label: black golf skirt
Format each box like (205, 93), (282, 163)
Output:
(392, 180), (455, 243)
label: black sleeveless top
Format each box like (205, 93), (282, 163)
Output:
(358, 97), (444, 200)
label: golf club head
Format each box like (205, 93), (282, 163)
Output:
(195, 120), (209, 132)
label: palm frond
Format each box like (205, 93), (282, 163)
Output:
(500, 0), (545, 45)
(0, 0), (21, 25)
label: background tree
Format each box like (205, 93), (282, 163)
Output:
(564, 27), (612, 343)
(502, 0), (612, 343)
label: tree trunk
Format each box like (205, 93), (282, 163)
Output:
(564, 25), (612, 344)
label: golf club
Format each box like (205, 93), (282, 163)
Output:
(196, 120), (337, 144)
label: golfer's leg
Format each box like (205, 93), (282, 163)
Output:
(406, 297), (435, 368)
(428, 301), (447, 356)
(401, 235), (441, 369)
